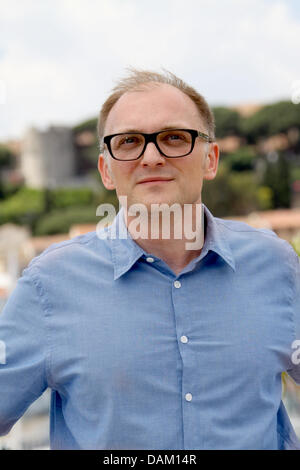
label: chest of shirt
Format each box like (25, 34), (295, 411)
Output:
(46, 256), (294, 395)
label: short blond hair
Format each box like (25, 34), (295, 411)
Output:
(98, 68), (215, 153)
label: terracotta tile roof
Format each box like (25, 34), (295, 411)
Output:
(0, 287), (8, 298)
(74, 130), (96, 147)
(225, 208), (300, 231)
(21, 209), (300, 261)
(23, 233), (70, 253)
(69, 219), (113, 238)
(69, 211), (300, 235)
(258, 134), (290, 153)
(69, 224), (97, 238)
(231, 103), (263, 117)
(217, 136), (243, 153)
(22, 221), (112, 261)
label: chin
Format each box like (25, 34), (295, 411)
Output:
(145, 196), (178, 208)
(125, 187), (186, 209)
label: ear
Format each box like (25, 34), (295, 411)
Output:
(203, 142), (219, 181)
(98, 154), (116, 190)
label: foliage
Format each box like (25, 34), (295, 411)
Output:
(202, 162), (260, 216)
(226, 171), (261, 215)
(0, 144), (12, 168)
(34, 205), (103, 236)
(48, 187), (94, 209)
(262, 153), (291, 208)
(291, 234), (300, 257)
(0, 187), (45, 226)
(0, 145), (14, 199)
(0, 181), (23, 199)
(0, 185), (118, 234)
(212, 107), (242, 138)
(94, 187), (118, 208)
(223, 146), (257, 171)
(76, 143), (99, 168)
(291, 166), (300, 182)
(256, 186), (273, 211)
(241, 101), (300, 141)
(73, 118), (98, 134)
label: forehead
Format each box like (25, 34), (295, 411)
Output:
(104, 83), (204, 135)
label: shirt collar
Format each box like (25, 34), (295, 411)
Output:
(109, 207), (146, 280)
(200, 205), (236, 271)
(109, 204), (235, 280)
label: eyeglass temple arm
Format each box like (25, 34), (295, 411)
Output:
(197, 131), (214, 143)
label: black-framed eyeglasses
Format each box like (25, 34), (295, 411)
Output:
(103, 129), (213, 161)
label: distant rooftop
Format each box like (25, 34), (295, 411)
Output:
(225, 208), (300, 231)
(231, 103), (263, 117)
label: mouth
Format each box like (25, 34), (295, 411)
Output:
(137, 178), (174, 185)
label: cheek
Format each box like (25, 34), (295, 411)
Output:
(178, 159), (203, 180)
(111, 162), (136, 189)
(182, 162), (205, 195)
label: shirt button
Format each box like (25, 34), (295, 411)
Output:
(174, 280), (181, 288)
(185, 393), (193, 402)
(180, 335), (188, 343)
(146, 257), (155, 263)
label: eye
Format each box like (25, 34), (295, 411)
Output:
(160, 131), (190, 144)
(120, 136), (139, 145)
(121, 137), (138, 144)
(169, 134), (181, 141)
(112, 134), (143, 150)
(167, 133), (184, 141)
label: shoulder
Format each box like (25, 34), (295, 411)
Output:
(25, 227), (111, 276)
(215, 217), (278, 238)
(215, 217), (297, 263)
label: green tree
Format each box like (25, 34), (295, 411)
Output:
(202, 162), (259, 216)
(34, 205), (103, 236)
(224, 146), (257, 172)
(0, 144), (12, 168)
(73, 117), (98, 134)
(49, 187), (94, 209)
(291, 234), (300, 257)
(0, 187), (45, 227)
(242, 101), (300, 142)
(212, 107), (242, 138)
(0, 144), (14, 199)
(262, 153), (291, 208)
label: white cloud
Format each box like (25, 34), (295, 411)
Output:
(0, 0), (299, 140)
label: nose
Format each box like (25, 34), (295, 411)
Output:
(140, 142), (165, 167)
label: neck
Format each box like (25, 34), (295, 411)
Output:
(124, 203), (205, 276)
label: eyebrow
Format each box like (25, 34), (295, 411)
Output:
(111, 125), (192, 134)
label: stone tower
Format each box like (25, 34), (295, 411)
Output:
(21, 126), (76, 188)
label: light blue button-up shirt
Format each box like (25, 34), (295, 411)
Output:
(0, 205), (300, 450)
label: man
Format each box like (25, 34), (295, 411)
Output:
(0, 70), (300, 450)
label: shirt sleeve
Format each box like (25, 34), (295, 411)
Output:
(286, 250), (300, 385)
(0, 266), (49, 436)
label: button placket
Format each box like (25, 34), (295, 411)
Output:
(172, 276), (194, 436)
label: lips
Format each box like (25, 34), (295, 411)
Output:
(137, 177), (174, 184)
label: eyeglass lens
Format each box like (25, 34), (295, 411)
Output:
(110, 130), (193, 160)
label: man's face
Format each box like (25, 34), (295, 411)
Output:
(98, 83), (219, 209)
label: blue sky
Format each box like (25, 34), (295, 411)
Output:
(0, 0), (299, 140)
(282, 0), (300, 19)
